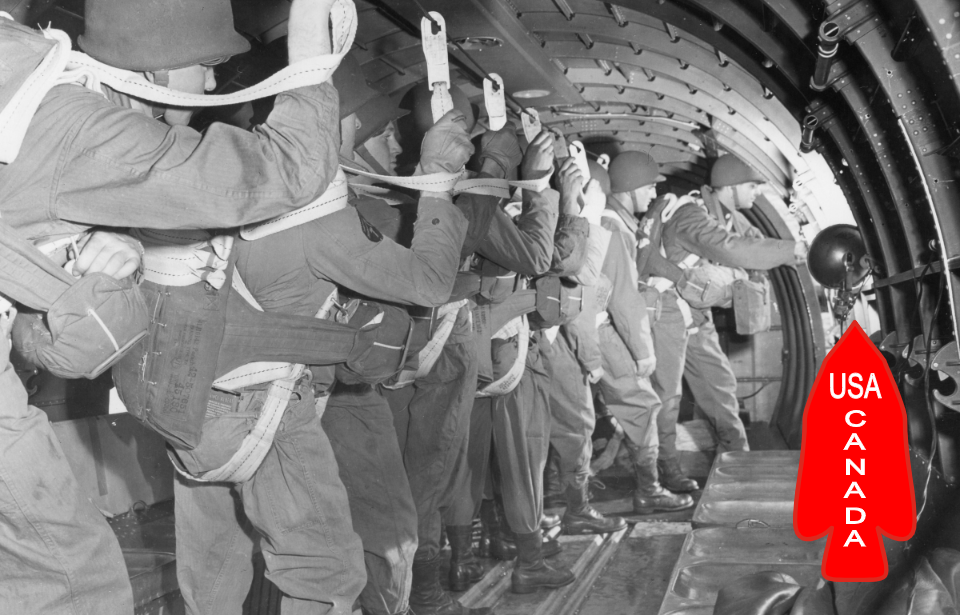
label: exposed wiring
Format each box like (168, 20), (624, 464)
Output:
(916, 270), (946, 523)
(895, 262), (932, 388)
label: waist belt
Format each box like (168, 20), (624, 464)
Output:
(382, 299), (467, 389)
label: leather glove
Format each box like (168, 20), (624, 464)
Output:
(557, 158), (584, 216)
(419, 110), (474, 175)
(521, 131), (555, 181)
(479, 124), (522, 177)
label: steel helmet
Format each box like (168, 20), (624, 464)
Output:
(608, 151), (666, 193)
(79, 0), (250, 72)
(587, 159), (611, 195)
(332, 52), (409, 145)
(808, 224), (870, 289)
(710, 155), (765, 187)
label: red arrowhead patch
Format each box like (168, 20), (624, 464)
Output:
(794, 321), (915, 581)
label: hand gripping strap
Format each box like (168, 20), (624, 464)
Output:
(241, 168), (350, 240)
(63, 0), (357, 108)
(476, 315), (529, 398)
(0, 0), (356, 166)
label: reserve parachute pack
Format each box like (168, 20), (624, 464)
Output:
(0, 219), (148, 379)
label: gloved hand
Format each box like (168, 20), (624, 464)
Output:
(587, 366), (604, 384)
(635, 357), (656, 379)
(479, 124), (522, 178)
(581, 179), (606, 226)
(74, 231), (143, 280)
(418, 110), (475, 176)
(557, 158), (584, 216)
(287, 0), (336, 63)
(521, 131), (555, 182)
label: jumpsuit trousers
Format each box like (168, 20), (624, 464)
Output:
(651, 291), (748, 462)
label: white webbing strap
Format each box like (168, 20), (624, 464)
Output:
(382, 299), (467, 389)
(175, 366), (303, 484)
(241, 167), (350, 240)
(521, 108), (542, 144)
(0, 20), (70, 164)
(181, 276), (338, 484)
(133, 230), (234, 289)
(0, 0), (357, 164)
(421, 11), (453, 123)
(212, 278), (338, 390)
(476, 314), (529, 398)
(483, 74), (507, 131)
(66, 0), (356, 108)
(595, 310), (610, 328)
(341, 163), (552, 200)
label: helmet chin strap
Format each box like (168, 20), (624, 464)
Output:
(629, 189), (640, 214)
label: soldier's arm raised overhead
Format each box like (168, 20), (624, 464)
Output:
(0, 0), (344, 235)
(471, 130), (559, 275)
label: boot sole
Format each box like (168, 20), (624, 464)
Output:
(633, 502), (695, 514)
(511, 576), (576, 594)
(562, 523), (628, 536)
(662, 484), (698, 493)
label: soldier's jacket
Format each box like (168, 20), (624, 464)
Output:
(237, 190), (468, 316)
(357, 179), (561, 278)
(661, 187), (797, 271)
(598, 217), (655, 363)
(235, 188), (469, 390)
(0, 81), (341, 242)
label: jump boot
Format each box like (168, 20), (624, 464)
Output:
(561, 476), (627, 535)
(409, 554), (493, 615)
(479, 498), (516, 560)
(510, 529), (575, 594)
(632, 461), (694, 514)
(447, 525), (484, 592)
(657, 457), (699, 492)
(543, 448), (565, 509)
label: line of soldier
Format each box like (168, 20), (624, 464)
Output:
(0, 0), (808, 614)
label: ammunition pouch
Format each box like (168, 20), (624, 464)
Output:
(333, 299), (418, 385)
(528, 275), (584, 329)
(733, 277), (772, 335)
(477, 258), (519, 304)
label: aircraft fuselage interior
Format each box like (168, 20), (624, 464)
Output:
(3, 0), (960, 614)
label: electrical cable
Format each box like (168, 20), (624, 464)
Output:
(916, 270), (946, 522)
